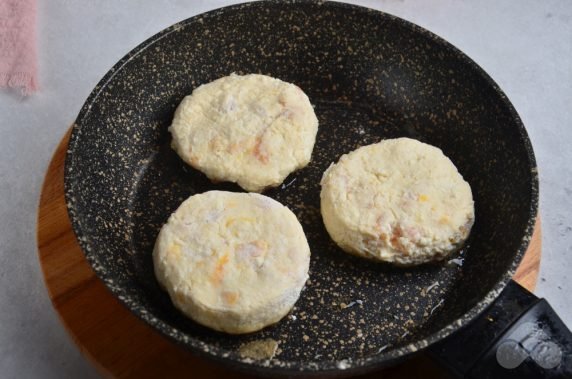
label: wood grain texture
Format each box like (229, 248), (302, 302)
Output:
(37, 130), (541, 379)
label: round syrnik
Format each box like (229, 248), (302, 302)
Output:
(321, 138), (475, 265)
(170, 74), (319, 192)
(153, 191), (311, 334)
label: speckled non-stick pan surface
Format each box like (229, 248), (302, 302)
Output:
(64, 1), (538, 376)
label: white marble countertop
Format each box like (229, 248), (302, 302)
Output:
(0, 1), (570, 377)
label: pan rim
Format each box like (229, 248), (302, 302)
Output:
(63, 0), (539, 375)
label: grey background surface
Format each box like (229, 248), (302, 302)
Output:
(0, 1), (570, 377)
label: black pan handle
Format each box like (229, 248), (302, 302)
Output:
(428, 280), (572, 378)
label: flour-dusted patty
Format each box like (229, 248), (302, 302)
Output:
(320, 138), (474, 265)
(153, 191), (311, 334)
(170, 74), (319, 192)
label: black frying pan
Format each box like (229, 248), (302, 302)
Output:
(64, 1), (571, 377)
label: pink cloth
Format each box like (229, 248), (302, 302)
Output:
(0, 0), (38, 95)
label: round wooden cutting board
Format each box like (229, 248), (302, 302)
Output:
(37, 130), (541, 379)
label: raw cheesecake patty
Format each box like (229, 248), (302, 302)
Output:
(153, 191), (311, 333)
(320, 138), (474, 266)
(170, 74), (319, 192)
